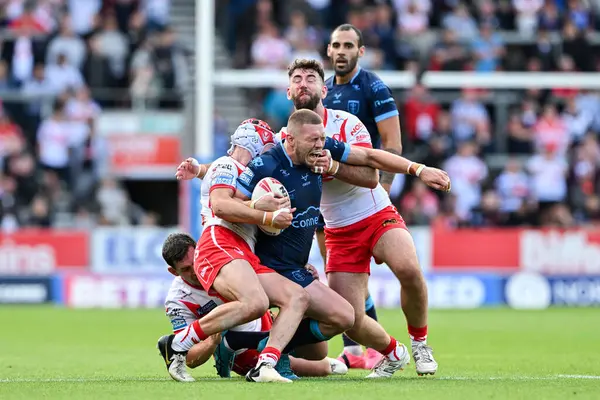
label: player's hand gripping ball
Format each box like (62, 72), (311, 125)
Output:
(252, 177), (293, 236)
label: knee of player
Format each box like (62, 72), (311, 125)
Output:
(332, 304), (355, 333)
(243, 294), (270, 321)
(289, 287), (310, 313)
(394, 262), (425, 287)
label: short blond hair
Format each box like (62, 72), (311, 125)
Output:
(287, 109), (323, 136)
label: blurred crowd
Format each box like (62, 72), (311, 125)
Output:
(0, 0), (182, 231)
(218, 0), (600, 228)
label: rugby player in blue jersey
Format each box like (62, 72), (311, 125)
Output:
(323, 23), (404, 370)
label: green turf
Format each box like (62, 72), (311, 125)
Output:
(0, 307), (599, 399)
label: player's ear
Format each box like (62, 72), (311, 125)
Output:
(326, 43), (332, 58)
(321, 83), (327, 99)
(286, 86), (292, 100)
(167, 267), (178, 277)
(359, 45), (365, 58)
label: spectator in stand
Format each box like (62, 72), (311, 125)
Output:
(0, 61), (10, 91)
(442, 4), (478, 42)
(562, 95), (594, 144)
(507, 112), (535, 154)
(471, 22), (505, 72)
(495, 158), (531, 225)
(68, 0), (102, 37)
(403, 83), (440, 144)
(562, 20), (593, 71)
(528, 29), (559, 71)
(95, 13), (130, 87)
(96, 177), (131, 225)
(566, 0), (593, 31)
(400, 180), (440, 225)
(512, 0), (543, 35)
(538, 0), (562, 32)
(430, 29), (471, 71)
(142, 0), (171, 32)
(450, 88), (491, 147)
(443, 141), (488, 221)
(569, 136), (600, 222)
(36, 98), (74, 187)
(46, 14), (87, 69)
(533, 103), (569, 154)
(45, 53), (85, 94)
(527, 142), (569, 222)
(250, 21), (292, 70)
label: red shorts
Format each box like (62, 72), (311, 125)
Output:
(194, 225), (274, 291)
(324, 205), (407, 274)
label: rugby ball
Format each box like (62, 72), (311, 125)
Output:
(252, 177), (290, 236)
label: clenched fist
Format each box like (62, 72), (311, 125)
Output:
(175, 158), (200, 180)
(419, 167), (451, 192)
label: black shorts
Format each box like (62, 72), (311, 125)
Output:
(277, 267), (315, 288)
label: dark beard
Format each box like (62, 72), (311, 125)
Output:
(333, 56), (359, 77)
(292, 93), (320, 111)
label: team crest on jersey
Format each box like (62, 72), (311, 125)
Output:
(348, 100), (360, 114)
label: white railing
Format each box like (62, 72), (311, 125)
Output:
(213, 70), (600, 89)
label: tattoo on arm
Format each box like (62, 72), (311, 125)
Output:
(380, 148), (400, 185)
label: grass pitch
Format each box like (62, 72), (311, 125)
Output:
(0, 307), (599, 399)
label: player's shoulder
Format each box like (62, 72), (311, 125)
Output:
(359, 68), (389, 94)
(326, 108), (363, 128)
(245, 145), (280, 174)
(211, 155), (238, 172)
(165, 277), (191, 303)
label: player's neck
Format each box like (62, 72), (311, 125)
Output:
(231, 147), (252, 166)
(313, 103), (326, 119)
(335, 68), (358, 85)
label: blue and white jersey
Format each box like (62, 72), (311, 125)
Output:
(236, 138), (349, 271)
(324, 67), (399, 149)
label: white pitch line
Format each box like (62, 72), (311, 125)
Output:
(1, 375), (600, 383)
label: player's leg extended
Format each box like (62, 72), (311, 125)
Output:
(172, 260), (269, 352)
(372, 227), (438, 375)
(160, 260), (269, 382)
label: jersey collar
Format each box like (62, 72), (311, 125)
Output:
(278, 141), (294, 168)
(323, 108), (328, 127)
(330, 66), (362, 86)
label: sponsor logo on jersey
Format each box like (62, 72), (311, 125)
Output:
(213, 172), (235, 186)
(350, 122), (365, 136)
(292, 206), (320, 229)
(382, 218), (399, 227)
(374, 97), (395, 107)
(238, 169), (254, 185)
(170, 316), (187, 331)
(216, 163), (233, 171)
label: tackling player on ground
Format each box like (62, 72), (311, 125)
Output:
(282, 59), (445, 376)
(161, 232), (348, 380)
(322, 23), (404, 369)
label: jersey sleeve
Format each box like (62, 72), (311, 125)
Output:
(237, 155), (269, 198)
(343, 114), (373, 148)
(207, 158), (239, 194)
(369, 78), (399, 123)
(165, 299), (197, 334)
(324, 136), (351, 163)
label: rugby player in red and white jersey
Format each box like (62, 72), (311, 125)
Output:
(161, 232), (348, 379)
(158, 119), (311, 383)
(279, 59), (448, 377)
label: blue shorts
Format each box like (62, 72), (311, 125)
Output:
(316, 214), (325, 232)
(277, 268), (315, 288)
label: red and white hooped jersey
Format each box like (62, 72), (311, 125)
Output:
(278, 108), (391, 228)
(201, 155), (257, 249)
(164, 276), (265, 334)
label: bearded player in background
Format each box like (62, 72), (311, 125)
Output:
(321, 23), (405, 370)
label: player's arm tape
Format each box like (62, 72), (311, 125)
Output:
(406, 162), (426, 177)
(262, 208), (289, 226)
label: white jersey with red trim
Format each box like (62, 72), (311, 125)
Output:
(278, 108), (391, 228)
(165, 276), (263, 334)
(201, 155), (257, 249)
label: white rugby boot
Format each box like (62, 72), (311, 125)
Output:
(327, 357), (349, 375)
(365, 343), (410, 378)
(413, 343), (438, 376)
(245, 362), (293, 383)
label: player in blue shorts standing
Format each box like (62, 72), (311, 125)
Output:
(322, 23), (404, 370)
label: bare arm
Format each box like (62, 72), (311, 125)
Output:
(343, 147), (451, 192)
(333, 163), (379, 189)
(377, 117), (403, 193)
(186, 334), (221, 369)
(196, 163), (212, 179)
(211, 188), (294, 228)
